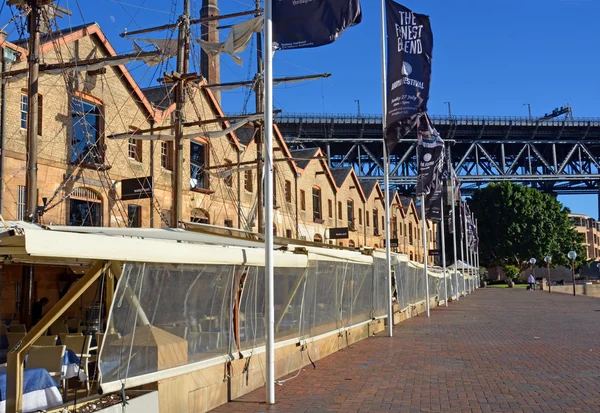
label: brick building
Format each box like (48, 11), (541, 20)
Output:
(569, 213), (600, 260)
(0, 23), (439, 255)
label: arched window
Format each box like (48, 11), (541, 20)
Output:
(191, 208), (210, 224)
(69, 187), (102, 227)
(348, 240), (355, 249)
(409, 252), (414, 261)
(374, 244), (379, 249)
(313, 233), (323, 243)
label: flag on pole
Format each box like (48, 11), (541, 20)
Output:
(384, 0), (433, 152)
(416, 114), (444, 221)
(273, 0), (362, 51)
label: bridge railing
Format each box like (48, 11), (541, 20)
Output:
(271, 113), (600, 127)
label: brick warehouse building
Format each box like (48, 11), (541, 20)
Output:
(0, 23), (438, 261)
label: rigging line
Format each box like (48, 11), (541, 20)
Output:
(107, 0), (174, 15)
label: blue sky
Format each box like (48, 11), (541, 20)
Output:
(2, 0), (599, 216)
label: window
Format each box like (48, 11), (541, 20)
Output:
(328, 199), (333, 218)
(128, 137), (142, 162)
(223, 159), (233, 187)
(400, 222), (403, 236)
(312, 187), (322, 221)
(286, 229), (293, 239)
(358, 208), (363, 225)
(161, 141), (173, 170)
(285, 180), (292, 203)
(224, 219), (233, 228)
(392, 216), (398, 237)
(338, 201), (342, 220)
(69, 188), (102, 227)
(20, 93), (43, 136)
(300, 190), (306, 211)
(17, 185), (26, 220)
(382, 216), (385, 232)
(71, 98), (103, 165)
(366, 211), (370, 227)
(409, 222), (413, 245)
(191, 208), (210, 224)
(127, 205), (142, 228)
(373, 209), (379, 234)
(347, 200), (354, 228)
(314, 234), (323, 243)
(244, 170), (253, 192)
(349, 240), (355, 248)
(190, 141), (208, 190)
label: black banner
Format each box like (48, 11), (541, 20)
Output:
(425, 184), (442, 222)
(121, 176), (153, 201)
(329, 227), (349, 239)
(273, 0), (362, 51)
(384, 0), (433, 152)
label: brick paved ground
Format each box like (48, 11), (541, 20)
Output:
(211, 289), (600, 413)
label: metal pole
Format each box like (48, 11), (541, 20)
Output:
(0, 32), (7, 214)
(380, 0), (393, 337)
(25, 0), (41, 223)
(571, 259), (576, 297)
(263, 0), (275, 403)
(440, 198), (448, 306)
(459, 198), (466, 296)
(547, 262), (551, 293)
(255, 0), (264, 234)
(172, 0), (191, 228)
(449, 157), (459, 301)
(421, 195), (430, 317)
(464, 203), (471, 293)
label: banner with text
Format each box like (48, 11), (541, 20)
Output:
(416, 115), (444, 221)
(384, 0), (433, 152)
(273, 0), (362, 51)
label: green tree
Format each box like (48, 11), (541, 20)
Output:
(467, 182), (585, 270)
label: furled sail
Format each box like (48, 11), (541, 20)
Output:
(196, 16), (263, 66)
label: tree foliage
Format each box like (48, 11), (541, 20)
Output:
(467, 182), (586, 270)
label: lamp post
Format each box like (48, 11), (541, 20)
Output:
(544, 256), (551, 293)
(568, 251), (577, 296)
(529, 258), (536, 289)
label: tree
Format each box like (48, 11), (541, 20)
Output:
(466, 182), (586, 270)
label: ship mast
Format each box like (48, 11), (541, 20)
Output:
(254, 0), (265, 234)
(172, 0), (191, 228)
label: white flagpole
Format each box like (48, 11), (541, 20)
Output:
(421, 195), (431, 317)
(459, 197), (467, 296)
(263, 0), (275, 404)
(476, 218), (480, 289)
(464, 205), (471, 294)
(450, 165), (459, 301)
(380, 0), (394, 337)
(440, 197), (448, 307)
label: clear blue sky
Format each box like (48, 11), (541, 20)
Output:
(2, 0), (599, 216)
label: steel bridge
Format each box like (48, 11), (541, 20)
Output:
(276, 113), (600, 200)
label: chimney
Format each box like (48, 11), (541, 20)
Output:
(201, 0), (221, 104)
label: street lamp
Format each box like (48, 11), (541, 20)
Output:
(568, 250), (577, 296)
(544, 256), (551, 293)
(529, 258), (536, 289)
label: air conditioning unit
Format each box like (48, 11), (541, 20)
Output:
(299, 235), (307, 241)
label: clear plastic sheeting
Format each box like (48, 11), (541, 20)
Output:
(99, 263), (237, 384)
(98, 246), (474, 392)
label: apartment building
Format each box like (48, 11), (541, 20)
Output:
(569, 213), (600, 260)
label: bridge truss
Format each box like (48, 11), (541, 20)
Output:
(277, 113), (600, 201)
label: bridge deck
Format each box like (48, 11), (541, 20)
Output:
(211, 289), (600, 413)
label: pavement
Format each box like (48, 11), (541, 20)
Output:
(210, 288), (600, 413)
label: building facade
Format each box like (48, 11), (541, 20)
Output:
(0, 24), (438, 260)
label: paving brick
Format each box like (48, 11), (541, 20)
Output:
(210, 289), (600, 413)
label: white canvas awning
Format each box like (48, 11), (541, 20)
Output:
(447, 260), (477, 271)
(0, 222), (307, 268)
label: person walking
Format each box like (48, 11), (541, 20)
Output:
(527, 273), (535, 291)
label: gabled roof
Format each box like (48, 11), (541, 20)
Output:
(400, 197), (420, 221)
(25, 23), (157, 120)
(234, 125), (257, 146)
(330, 167), (352, 188)
(237, 123), (298, 174)
(359, 180), (378, 199)
(291, 147), (337, 191)
(390, 191), (406, 218)
(142, 85), (174, 111)
(331, 168), (366, 202)
(290, 148), (319, 170)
